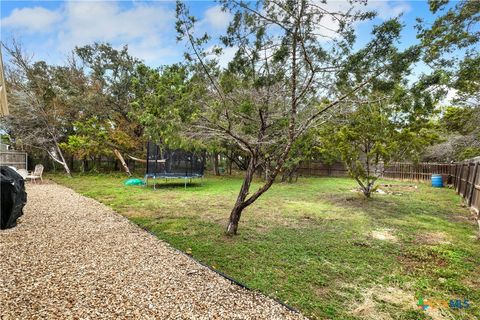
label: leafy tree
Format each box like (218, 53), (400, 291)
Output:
(416, 0), (479, 102)
(416, 0), (479, 161)
(1, 42), (83, 175)
(423, 105), (480, 161)
(318, 87), (438, 197)
(70, 43), (145, 174)
(280, 129), (319, 183)
(132, 64), (198, 148)
(441, 106), (476, 135)
(172, 0), (419, 234)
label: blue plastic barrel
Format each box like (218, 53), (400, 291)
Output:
(431, 174), (443, 188)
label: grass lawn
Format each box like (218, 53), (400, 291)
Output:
(49, 173), (480, 320)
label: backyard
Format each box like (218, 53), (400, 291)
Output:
(50, 174), (480, 320)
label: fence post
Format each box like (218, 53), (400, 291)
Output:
(452, 163), (457, 186)
(463, 162), (471, 198)
(468, 162), (478, 206)
(456, 164), (463, 194)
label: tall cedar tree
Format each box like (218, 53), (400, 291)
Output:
(172, 0), (417, 234)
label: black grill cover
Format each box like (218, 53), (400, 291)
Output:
(1, 166), (27, 229)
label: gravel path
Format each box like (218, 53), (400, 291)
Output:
(0, 183), (305, 319)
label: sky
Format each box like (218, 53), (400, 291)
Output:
(0, 1), (449, 75)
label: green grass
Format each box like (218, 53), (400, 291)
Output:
(49, 173), (480, 319)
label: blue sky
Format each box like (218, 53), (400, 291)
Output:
(1, 1), (447, 71)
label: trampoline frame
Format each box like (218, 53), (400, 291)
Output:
(144, 173), (203, 189)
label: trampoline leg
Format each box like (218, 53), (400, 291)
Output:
(185, 178), (187, 189)
(154, 176), (156, 190)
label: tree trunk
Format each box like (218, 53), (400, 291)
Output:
(227, 151), (232, 175)
(113, 149), (131, 176)
(226, 159), (255, 235)
(96, 156), (102, 172)
(212, 153), (220, 176)
(281, 166), (298, 183)
(362, 181), (375, 198)
(82, 157), (87, 173)
(53, 144), (71, 176)
(363, 188), (372, 198)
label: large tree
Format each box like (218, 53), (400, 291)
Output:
(416, 0), (479, 161)
(317, 86), (438, 197)
(416, 0), (479, 103)
(66, 43), (145, 175)
(170, 0), (419, 234)
(1, 42), (87, 175)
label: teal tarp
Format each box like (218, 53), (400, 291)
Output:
(124, 178), (144, 186)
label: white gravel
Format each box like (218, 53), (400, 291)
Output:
(0, 183), (305, 319)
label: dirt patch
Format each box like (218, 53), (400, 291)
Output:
(349, 184), (418, 196)
(371, 229), (398, 242)
(397, 250), (447, 273)
(352, 286), (415, 319)
(313, 286), (329, 298)
(414, 232), (451, 245)
(462, 265), (480, 290)
(380, 184), (418, 192)
(351, 286), (449, 320)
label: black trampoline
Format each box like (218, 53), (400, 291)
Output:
(144, 141), (205, 189)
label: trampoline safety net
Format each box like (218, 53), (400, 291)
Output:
(146, 141), (205, 178)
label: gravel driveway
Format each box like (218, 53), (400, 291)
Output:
(0, 183), (304, 319)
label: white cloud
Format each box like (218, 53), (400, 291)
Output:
(441, 88), (459, 106)
(59, 2), (174, 52)
(202, 5), (232, 30)
(312, 1), (411, 41)
(217, 46), (237, 69)
(1, 1), (179, 65)
(1, 7), (62, 33)
(367, 1), (411, 20)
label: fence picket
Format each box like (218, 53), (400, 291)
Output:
(468, 162), (479, 207)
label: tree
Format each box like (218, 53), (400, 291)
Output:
(280, 129), (318, 183)
(317, 64), (442, 198)
(416, 0), (479, 103)
(71, 43), (145, 175)
(318, 89), (438, 197)
(1, 42), (81, 175)
(423, 105), (480, 161)
(171, 0), (417, 234)
(132, 64), (198, 148)
(416, 0), (479, 161)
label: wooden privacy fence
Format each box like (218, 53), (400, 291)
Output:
(297, 161), (348, 177)
(0, 150), (28, 170)
(451, 157), (480, 214)
(298, 161), (455, 181)
(297, 157), (480, 213)
(383, 162), (453, 182)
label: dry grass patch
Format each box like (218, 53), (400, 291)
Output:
(371, 229), (398, 242)
(414, 232), (451, 245)
(352, 286), (416, 319)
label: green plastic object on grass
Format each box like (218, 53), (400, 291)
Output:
(124, 178), (144, 186)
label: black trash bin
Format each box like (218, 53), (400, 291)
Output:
(1, 166), (27, 229)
